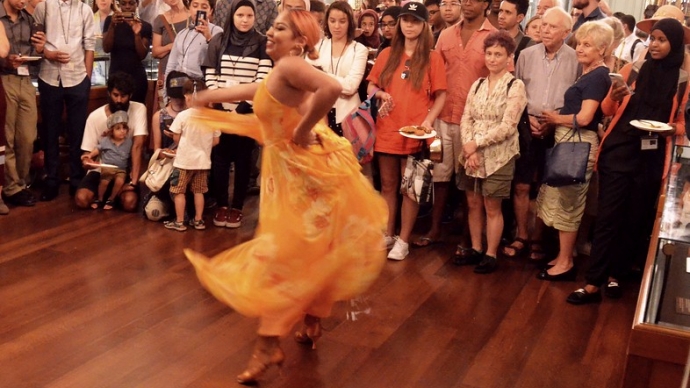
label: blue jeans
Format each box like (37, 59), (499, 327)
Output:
(38, 77), (91, 189)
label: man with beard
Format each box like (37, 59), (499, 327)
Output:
(75, 72), (147, 212)
(571, 0), (605, 33)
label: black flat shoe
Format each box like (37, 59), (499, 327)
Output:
(40, 186), (59, 202)
(474, 255), (497, 274)
(566, 288), (602, 305)
(536, 266), (576, 282)
(604, 281), (622, 299)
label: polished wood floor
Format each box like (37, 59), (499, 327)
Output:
(0, 185), (638, 388)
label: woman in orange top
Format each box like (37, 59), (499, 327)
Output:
(367, 2), (447, 261)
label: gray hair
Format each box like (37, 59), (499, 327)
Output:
(575, 20), (614, 54)
(543, 6), (572, 31)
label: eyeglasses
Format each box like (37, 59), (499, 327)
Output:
(439, 2), (461, 7)
(401, 59), (411, 80)
(379, 21), (397, 29)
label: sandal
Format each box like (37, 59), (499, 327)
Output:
(412, 236), (441, 248)
(529, 240), (547, 262)
(90, 199), (101, 210)
(501, 237), (528, 258)
(453, 244), (473, 259)
(103, 199), (114, 210)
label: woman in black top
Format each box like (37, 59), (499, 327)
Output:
(102, 0), (152, 103)
(567, 19), (689, 304)
(203, 0), (272, 229)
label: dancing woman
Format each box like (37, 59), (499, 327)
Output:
(186, 9), (388, 385)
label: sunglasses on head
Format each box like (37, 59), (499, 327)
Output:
(401, 59), (411, 80)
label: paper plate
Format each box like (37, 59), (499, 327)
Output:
(398, 128), (437, 140)
(17, 56), (41, 61)
(630, 120), (674, 133)
(161, 151), (176, 157)
(85, 162), (119, 169)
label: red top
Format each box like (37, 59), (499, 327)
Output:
(368, 48), (447, 155)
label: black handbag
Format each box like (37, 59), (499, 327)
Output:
(542, 117), (591, 187)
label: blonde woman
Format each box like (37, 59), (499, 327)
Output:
(535, 21), (613, 282)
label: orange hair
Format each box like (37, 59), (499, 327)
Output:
(285, 10), (321, 60)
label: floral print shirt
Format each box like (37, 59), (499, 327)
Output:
(460, 72), (528, 178)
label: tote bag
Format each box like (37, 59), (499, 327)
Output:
(140, 148), (175, 192)
(542, 118), (590, 187)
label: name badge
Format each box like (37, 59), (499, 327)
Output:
(641, 135), (659, 151)
(17, 65), (29, 76)
(225, 79), (239, 88)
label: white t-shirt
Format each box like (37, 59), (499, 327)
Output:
(169, 109), (220, 170)
(81, 102), (148, 152)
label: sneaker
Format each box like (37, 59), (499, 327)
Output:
(213, 207), (228, 227)
(191, 219), (206, 230)
(384, 235), (397, 249)
(387, 239), (409, 261)
(164, 220), (187, 232)
(474, 255), (498, 274)
(226, 208), (243, 228)
(0, 199), (9, 215)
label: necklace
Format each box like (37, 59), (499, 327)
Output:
(330, 40), (348, 75)
(581, 60), (605, 76)
(169, 102), (185, 112)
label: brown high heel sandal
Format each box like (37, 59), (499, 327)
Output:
(237, 336), (285, 385)
(294, 315), (322, 350)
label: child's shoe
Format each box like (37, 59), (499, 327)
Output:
(164, 220), (187, 232)
(191, 219), (206, 230)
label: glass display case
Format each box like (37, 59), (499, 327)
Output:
(623, 139), (690, 388)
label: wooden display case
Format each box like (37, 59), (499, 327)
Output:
(623, 142), (690, 388)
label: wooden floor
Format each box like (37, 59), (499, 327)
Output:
(0, 185), (638, 388)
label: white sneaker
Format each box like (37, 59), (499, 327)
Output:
(387, 239), (409, 261)
(384, 235), (397, 249)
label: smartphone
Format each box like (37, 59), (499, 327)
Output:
(121, 11), (135, 21)
(30, 22), (44, 36)
(195, 10), (207, 27)
(609, 73), (634, 94)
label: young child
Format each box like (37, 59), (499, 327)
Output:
(83, 111), (133, 210)
(163, 79), (220, 232)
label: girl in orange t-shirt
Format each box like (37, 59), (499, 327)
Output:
(367, 2), (447, 261)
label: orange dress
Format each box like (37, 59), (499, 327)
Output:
(185, 73), (388, 336)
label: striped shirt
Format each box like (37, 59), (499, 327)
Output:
(33, 0), (96, 87)
(203, 34), (272, 111)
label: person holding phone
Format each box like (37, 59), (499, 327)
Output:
(165, 0), (222, 80)
(102, 0), (152, 104)
(567, 18), (690, 304)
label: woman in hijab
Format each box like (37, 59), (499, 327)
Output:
(566, 18), (689, 305)
(376, 5), (401, 56)
(202, 0), (272, 229)
(356, 9), (381, 49)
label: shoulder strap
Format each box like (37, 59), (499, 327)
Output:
(474, 78), (486, 95)
(675, 69), (688, 119)
(630, 39), (641, 61)
(507, 77), (516, 94)
(161, 15), (176, 40)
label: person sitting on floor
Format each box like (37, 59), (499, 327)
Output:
(81, 111), (132, 210)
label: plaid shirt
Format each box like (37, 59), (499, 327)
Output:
(33, 0), (95, 88)
(214, 0), (278, 35)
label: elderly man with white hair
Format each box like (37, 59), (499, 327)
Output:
(536, 0), (560, 17)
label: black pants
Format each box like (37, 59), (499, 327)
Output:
(584, 147), (663, 287)
(212, 134), (255, 210)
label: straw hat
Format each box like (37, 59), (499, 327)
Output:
(636, 5), (690, 44)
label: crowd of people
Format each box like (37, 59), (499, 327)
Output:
(0, 0), (689, 384)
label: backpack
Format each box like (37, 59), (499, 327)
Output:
(342, 87), (380, 164)
(630, 39), (642, 62)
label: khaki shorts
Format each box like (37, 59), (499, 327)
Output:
(458, 158), (515, 199)
(169, 168), (209, 194)
(433, 119), (462, 183)
(100, 167), (126, 183)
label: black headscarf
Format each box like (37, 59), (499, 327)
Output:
(220, 0), (262, 63)
(631, 18), (686, 123)
(376, 6), (401, 55)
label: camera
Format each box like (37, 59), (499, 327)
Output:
(195, 10), (207, 27)
(30, 22), (44, 36)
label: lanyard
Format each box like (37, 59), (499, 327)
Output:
(59, 0), (73, 45)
